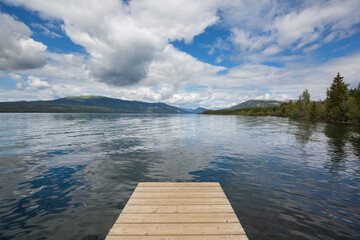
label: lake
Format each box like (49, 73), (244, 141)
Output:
(0, 113), (359, 239)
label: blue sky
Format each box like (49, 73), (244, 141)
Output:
(0, 0), (360, 108)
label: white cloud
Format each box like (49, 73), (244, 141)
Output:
(255, 93), (292, 101)
(221, 0), (360, 59)
(9, 73), (25, 89)
(272, 0), (360, 49)
(0, 13), (47, 71)
(8, 72), (24, 82)
(9, 74), (50, 91)
(215, 57), (222, 63)
(6, 0), (221, 86)
(25, 76), (50, 91)
(144, 45), (225, 89)
(303, 44), (320, 53)
(220, 0), (279, 31)
(31, 23), (62, 38)
(230, 28), (272, 52)
(221, 51), (360, 101)
(263, 44), (281, 55)
(208, 48), (215, 55)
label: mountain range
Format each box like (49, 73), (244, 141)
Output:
(0, 96), (205, 114)
(0, 96), (282, 113)
(179, 107), (208, 114)
(229, 100), (283, 110)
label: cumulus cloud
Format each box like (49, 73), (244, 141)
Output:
(24, 76), (50, 91)
(6, 0), (221, 86)
(0, 13), (47, 71)
(145, 45), (225, 89)
(11, 74), (50, 91)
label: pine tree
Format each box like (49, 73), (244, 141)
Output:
(299, 89), (311, 105)
(325, 73), (349, 121)
(297, 89), (311, 118)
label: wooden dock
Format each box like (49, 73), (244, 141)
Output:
(105, 182), (248, 240)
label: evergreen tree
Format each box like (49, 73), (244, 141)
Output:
(297, 89), (311, 118)
(346, 83), (360, 122)
(309, 101), (317, 120)
(354, 83), (360, 105)
(299, 89), (311, 105)
(325, 73), (349, 120)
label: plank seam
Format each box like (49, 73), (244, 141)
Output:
(108, 234), (247, 236)
(130, 198), (227, 199)
(121, 212), (234, 215)
(115, 222), (240, 224)
(126, 204), (231, 205)
(111, 223), (243, 225)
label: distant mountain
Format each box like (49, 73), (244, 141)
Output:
(0, 96), (190, 113)
(229, 100), (283, 110)
(180, 107), (208, 114)
(191, 107), (208, 114)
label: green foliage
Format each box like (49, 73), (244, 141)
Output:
(325, 73), (349, 121)
(299, 89), (311, 105)
(349, 83), (360, 105)
(203, 73), (360, 124)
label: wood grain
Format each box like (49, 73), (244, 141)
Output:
(105, 182), (248, 240)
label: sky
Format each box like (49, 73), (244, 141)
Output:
(0, 0), (360, 109)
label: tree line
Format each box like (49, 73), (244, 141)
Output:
(203, 73), (360, 124)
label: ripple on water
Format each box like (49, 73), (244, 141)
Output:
(0, 113), (360, 239)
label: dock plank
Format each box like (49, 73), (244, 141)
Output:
(131, 192), (226, 198)
(134, 187), (223, 192)
(121, 204), (235, 214)
(106, 236), (249, 240)
(138, 182), (220, 187)
(105, 182), (248, 239)
(127, 197), (230, 205)
(116, 213), (240, 223)
(108, 223), (245, 235)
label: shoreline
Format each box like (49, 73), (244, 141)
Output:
(202, 111), (360, 126)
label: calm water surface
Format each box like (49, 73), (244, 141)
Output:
(0, 113), (360, 239)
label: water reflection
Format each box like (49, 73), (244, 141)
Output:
(349, 127), (360, 160)
(0, 113), (360, 240)
(324, 124), (350, 174)
(0, 165), (86, 239)
(323, 123), (360, 179)
(293, 121), (318, 146)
